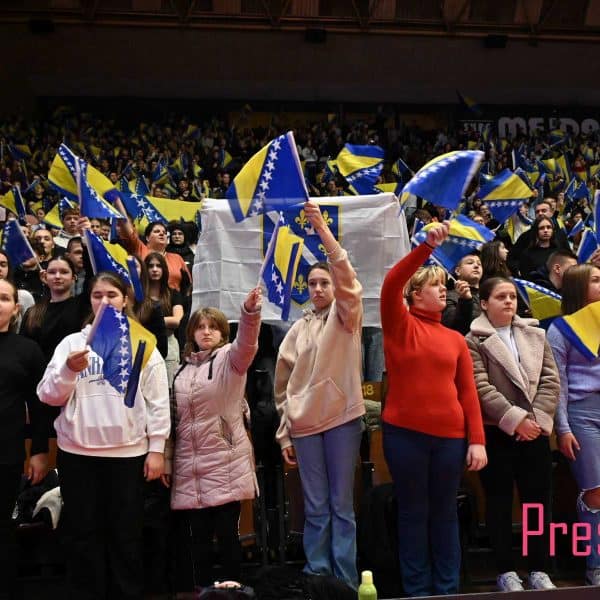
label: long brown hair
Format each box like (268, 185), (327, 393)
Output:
(480, 241), (511, 282)
(183, 307), (229, 358)
(145, 252), (172, 315)
(129, 255), (155, 325)
(561, 264), (600, 315)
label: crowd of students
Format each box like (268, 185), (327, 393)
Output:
(2, 108), (600, 598)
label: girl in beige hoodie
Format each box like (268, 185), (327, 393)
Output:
(275, 200), (365, 589)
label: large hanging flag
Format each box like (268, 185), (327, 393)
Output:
(514, 279), (562, 323)
(410, 214), (494, 273)
(478, 169), (533, 224)
(1, 219), (36, 266)
(0, 186), (27, 222)
(226, 131), (309, 222)
(400, 150), (484, 211)
(259, 213), (304, 320)
(553, 300), (600, 361)
(76, 158), (124, 220)
(84, 229), (132, 286)
(49, 143), (120, 203)
(194, 193), (410, 325)
(86, 301), (156, 406)
(336, 144), (385, 196)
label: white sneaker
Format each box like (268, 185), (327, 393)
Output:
(586, 568), (600, 585)
(528, 571), (557, 590)
(497, 571), (525, 592)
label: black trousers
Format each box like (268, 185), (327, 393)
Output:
(0, 464), (22, 599)
(57, 450), (145, 600)
(175, 501), (242, 591)
(479, 426), (552, 573)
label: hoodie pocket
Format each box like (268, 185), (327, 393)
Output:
(288, 377), (346, 431)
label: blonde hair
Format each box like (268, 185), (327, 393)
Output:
(404, 265), (446, 305)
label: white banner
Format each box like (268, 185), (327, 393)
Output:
(192, 193), (410, 326)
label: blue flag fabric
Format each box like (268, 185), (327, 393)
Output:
(261, 213), (304, 321)
(1, 219), (36, 266)
(127, 256), (145, 303)
(400, 150), (484, 210)
(88, 303), (133, 396)
(84, 230), (132, 286)
(226, 131), (309, 222)
(77, 158), (123, 220)
(478, 168), (532, 224)
(578, 228), (599, 263)
(336, 144), (385, 195)
(124, 340), (145, 408)
(412, 214), (494, 272)
(120, 191), (167, 225)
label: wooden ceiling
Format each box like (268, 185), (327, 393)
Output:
(3, 0), (600, 42)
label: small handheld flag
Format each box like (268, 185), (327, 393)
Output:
(1, 219), (37, 266)
(400, 150), (484, 211)
(553, 301), (600, 361)
(226, 131), (309, 222)
(260, 213), (304, 320)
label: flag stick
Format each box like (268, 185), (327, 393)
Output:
(257, 212), (283, 288)
(86, 298), (108, 347)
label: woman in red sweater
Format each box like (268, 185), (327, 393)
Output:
(380, 221), (487, 597)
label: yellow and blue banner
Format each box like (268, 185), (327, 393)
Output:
(84, 229), (132, 287)
(87, 301), (156, 406)
(413, 214), (494, 272)
(0, 187), (26, 222)
(260, 213), (304, 321)
(76, 158), (124, 220)
(514, 278), (562, 324)
(336, 144), (384, 195)
(49, 143), (120, 203)
(553, 300), (600, 361)
(226, 131), (309, 222)
(478, 168), (532, 224)
(400, 150), (484, 211)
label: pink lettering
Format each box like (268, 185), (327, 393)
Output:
(572, 523), (592, 556)
(549, 522), (568, 556)
(522, 503), (544, 556)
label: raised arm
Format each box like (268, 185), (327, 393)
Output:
(229, 287), (262, 375)
(380, 221), (449, 334)
(304, 200), (362, 332)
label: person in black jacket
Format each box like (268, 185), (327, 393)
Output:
(0, 278), (49, 598)
(442, 252), (483, 335)
(507, 200), (569, 276)
(529, 249), (578, 294)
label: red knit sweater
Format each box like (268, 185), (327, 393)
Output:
(380, 243), (485, 445)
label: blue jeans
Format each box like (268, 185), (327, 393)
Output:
(568, 395), (600, 569)
(383, 423), (467, 597)
(292, 418), (363, 588)
(362, 327), (384, 382)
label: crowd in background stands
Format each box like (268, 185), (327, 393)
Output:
(3, 107), (600, 597)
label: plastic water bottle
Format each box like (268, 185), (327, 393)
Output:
(358, 570), (377, 600)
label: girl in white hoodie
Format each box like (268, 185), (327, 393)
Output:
(37, 271), (170, 600)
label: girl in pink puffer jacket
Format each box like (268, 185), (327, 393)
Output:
(168, 287), (262, 592)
